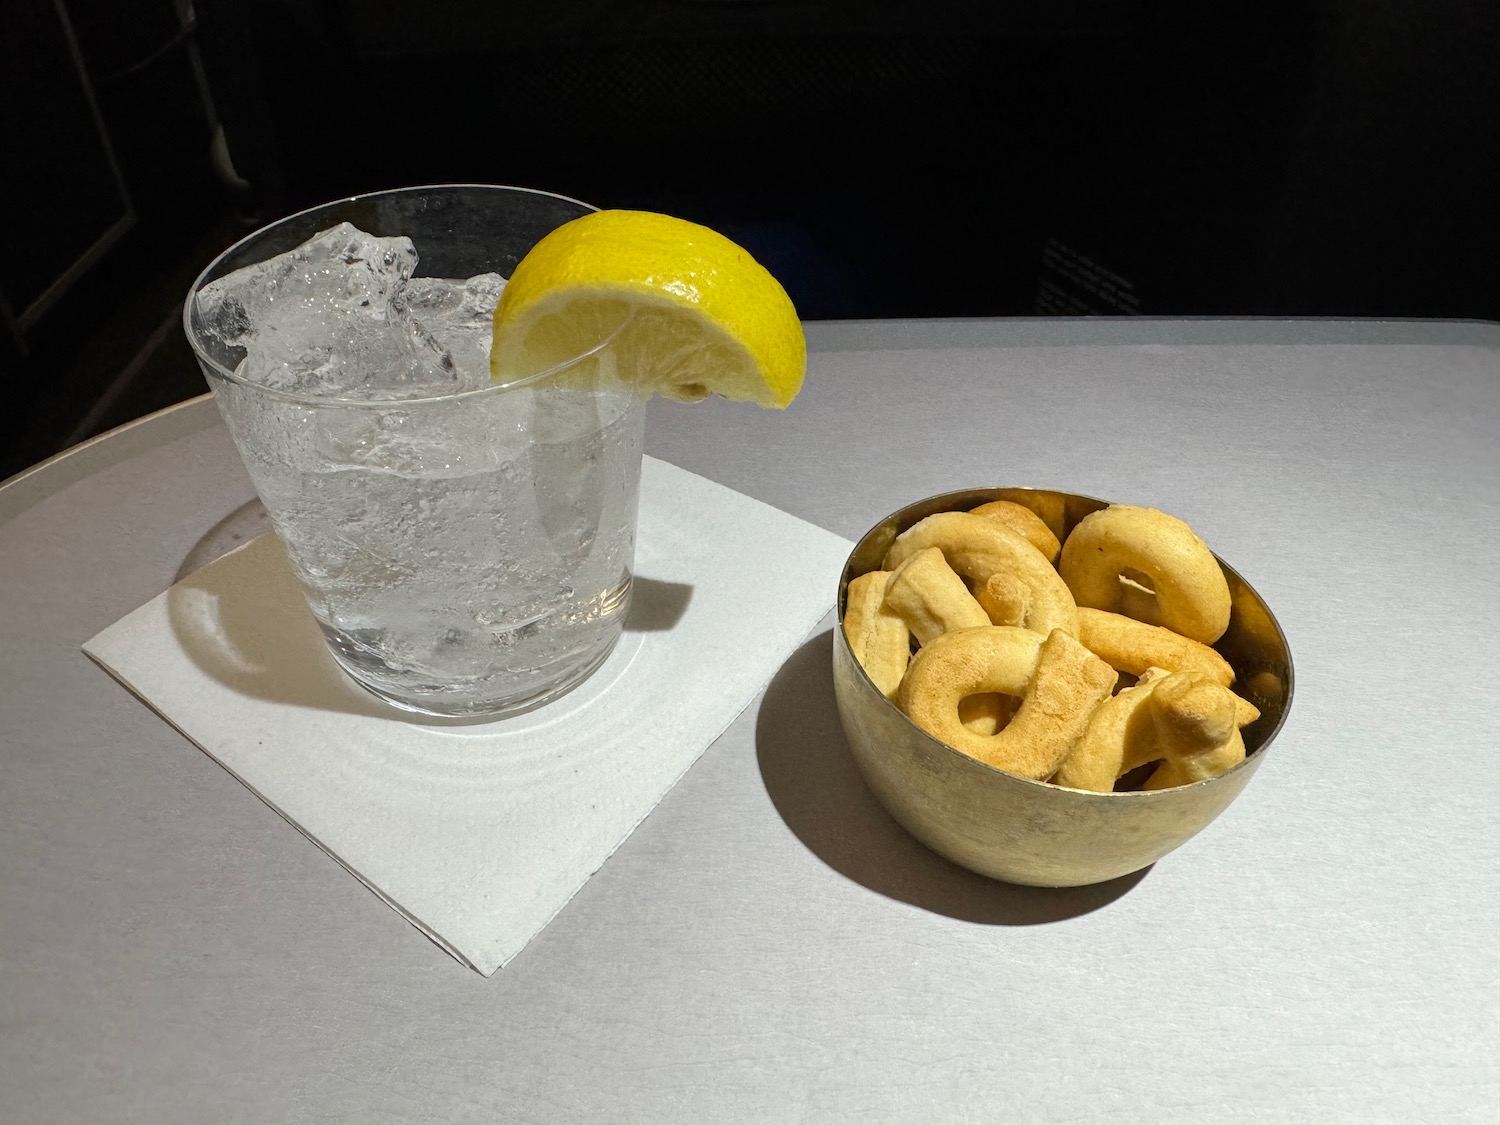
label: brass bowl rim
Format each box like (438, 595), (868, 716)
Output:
(836, 485), (1296, 799)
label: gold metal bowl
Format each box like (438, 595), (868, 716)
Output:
(832, 487), (1294, 887)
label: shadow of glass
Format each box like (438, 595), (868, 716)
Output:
(167, 532), (396, 718)
(755, 629), (1149, 925)
(624, 576), (692, 632)
(175, 497), (274, 583)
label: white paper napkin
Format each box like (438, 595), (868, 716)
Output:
(84, 456), (852, 975)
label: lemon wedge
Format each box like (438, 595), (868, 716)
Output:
(490, 210), (805, 408)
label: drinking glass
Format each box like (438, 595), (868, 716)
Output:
(184, 184), (645, 717)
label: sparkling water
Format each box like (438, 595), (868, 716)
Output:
(196, 221), (644, 716)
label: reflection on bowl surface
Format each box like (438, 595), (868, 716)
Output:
(833, 487), (1293, 888)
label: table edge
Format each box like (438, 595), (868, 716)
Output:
(1, 394), (222, 523)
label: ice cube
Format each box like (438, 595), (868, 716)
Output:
(195, 222), (463, 399)
(313, 384), (535, 477)
(197, 221), (418, 345)
(395, 273), (506, 388)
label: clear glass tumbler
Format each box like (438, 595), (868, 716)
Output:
(184, 184), (645, 717)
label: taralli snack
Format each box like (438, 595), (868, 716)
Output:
(1054, 667), (1255, 791)
(1058, 505), (1231, 644)
(975, 571), (1030, 628)
(1053, 667), (1171, 792)
(959, 693), (1015, 736)
(1146, 727), (1246, 789)
(1077, 607), (1235, 687)
(882, 547), (991, 644)
(896, 627), (1115, 780)
(844, 492), (1257, 791)
(969, 500), (1062, 563)
(843, 570), (910, 698)
(884, 512), (1079, 638)
(1115, 672), (1259, 779)
(1140, 672), (1248, 789)
(989, 488), (1068, 543)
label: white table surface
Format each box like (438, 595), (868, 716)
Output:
(3, 318), (1497, 1123)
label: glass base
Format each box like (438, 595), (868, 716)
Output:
(325, 630), (623, 720)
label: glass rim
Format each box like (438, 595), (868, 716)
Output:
(181, 182), (619, 408)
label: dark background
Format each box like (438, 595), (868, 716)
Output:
(3, 0), (1497, 480)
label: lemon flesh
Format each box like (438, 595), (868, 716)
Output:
(490, 210), (805, 408)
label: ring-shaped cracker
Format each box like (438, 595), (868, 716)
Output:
(1059, 505), (1231, 644)
(884, 512), (1079, 638)
(1145, 728), (1246, 789)
(1056, 668), (1256, 791)
(882, 546), (991, 644)
(969, 500), (1062, 563)
(1140, 671), (1245, 788)
(1076, 607), (1235, 686)
(843, 570), (910, 698)
(1052, 667), (1170, 792)
(959, 693), (1015, 736)
(896, 626), (1115, 780)
(975, 571), (1030, 628)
